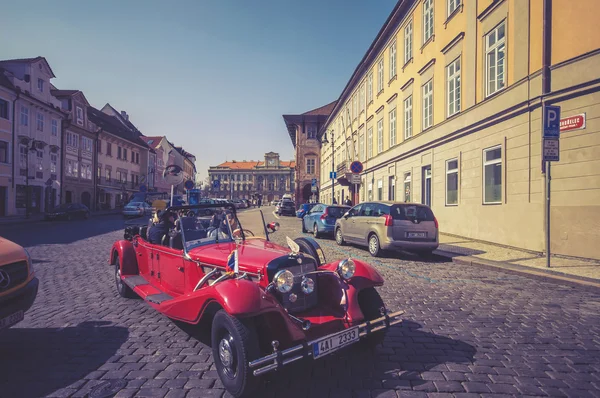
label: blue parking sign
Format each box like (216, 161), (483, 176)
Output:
(543, 105), (561, 138)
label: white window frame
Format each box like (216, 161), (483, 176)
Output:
(483, 145), (502, 204)
(0, 140), (9, 164)
(423, 0), (434, 44)
(367, 127), (373, 159)
(76, 106), (84, 126)
(19, 144), (27, 170)
(20, 106), (29, 126)
(389, 108), (397, 147)
(422, 80), (433, 130)
(36, 112), (44, 132)
(448, 0), (461, 17)
(404, 21), (413, 64)
(377, 119), (383, 154)
(359, 130), (365, 162)
(389, 40), (397, 79)
(306, 158), (315, 175)
(359, 83), (365, 112)
(50, 153), (57, 174)
(445, 158), (459, 206)
(404, 95), (413, 139)
(367, 72), (373, 103)
(37, 78), (44, 92)
(51, 119), (58, 136)
(447, 57), (461, 117)
(485, 21), (507, 97)
(377, 58), (384, 93)
(352, 94), (357, 119)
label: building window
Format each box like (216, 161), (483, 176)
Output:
(73, 161), (79, 179)
(36, 113), (44, 131)
(76, 107), (84, 126)
(67, 132), (79, 148)
(37, 78), (44, 92)
(105, 168), (111, 181)
(368, 182), (373, 201)
(117, 146), (122, 159)
(20, 106), (29, 126)
(97, 165), (101, 179)
(51, 119), (58, 136)
(0, 99), (8, 119)
(447, 58), (461, 117)
(136, 152), (139, 164)
(377, 179), (383, 200)
(123, 148), (127, 161)
(367, 72), (373, 103)
(377, 119), (383, 154)
(404, 95), (413, 139)
(486, 21), (506, 97)
(388, 176), (395, 201)
(389, 108), (397, 147)
(359, 131), (365, 162)
(359, 83), (365, 112)
(0, 141), (8, 163)
(82, 136), (92, 152)
(367, 127), (373, 159)
(306, 158), (315, 175)
(423, 0), (434, 43)
(446, 158), (459, 205)
(422, 80), (433, 130)
(50, 153), (57, 173)
(352, 94), (357, 119)
(36, 151), (43, 179)
(483, 145), (502, 204)
(448, 0), (461, 16)
(19, 145), (27, 170)
(389, 40), (397, 79)
(307, 126), (317, 139)
(97, 140), (102, 153)
(404, 21), (413, 64)
(377, 58), (384, 93)
(422, 166), (432, 206)
(404, 173), (411, 202)
(106, 143), (112, 156)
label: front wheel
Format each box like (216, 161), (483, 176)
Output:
(357, 287), (387, 348)
(114, 255), (135, 298)
(211, 310), (260, 398)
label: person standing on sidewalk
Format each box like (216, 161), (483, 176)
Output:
(344, 197), (352, 207)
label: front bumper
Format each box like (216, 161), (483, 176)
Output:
(0, 277), (39, 320)
(380, 238), (439, 252)
(249, 309), (404, 376)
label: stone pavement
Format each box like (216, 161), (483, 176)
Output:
(0, 209), (122, 225)
(437, 233), (600, 282)
(0, 210), (598, 398)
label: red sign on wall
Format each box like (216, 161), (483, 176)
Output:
(560, 113), (586, 133)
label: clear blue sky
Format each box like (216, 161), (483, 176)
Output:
(0, 0), (396, 181)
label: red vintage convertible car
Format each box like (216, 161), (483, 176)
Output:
(110, 204), (403, 397)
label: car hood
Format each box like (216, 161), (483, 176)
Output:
(0, 237), (27, 264)
(187, 238), (291, 274)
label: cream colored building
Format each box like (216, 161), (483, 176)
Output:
(319, 0), (600, 260)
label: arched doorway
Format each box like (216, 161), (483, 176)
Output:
(267, 193), (274, 203)
(302, 183), (318, 203)
(81, 191), (91, 208)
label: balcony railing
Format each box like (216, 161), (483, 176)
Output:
(337, 160), (348, 173)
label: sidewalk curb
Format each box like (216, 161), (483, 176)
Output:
(435, 249), (600, 292)
(0, 211), (120, 227)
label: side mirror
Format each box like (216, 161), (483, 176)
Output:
(267, 222), (280, 233)
(343, 212), (351, 219)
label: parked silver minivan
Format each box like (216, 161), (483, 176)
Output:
(334, 201), (439, 257)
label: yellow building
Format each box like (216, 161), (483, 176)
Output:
(319, 0), (600, 260)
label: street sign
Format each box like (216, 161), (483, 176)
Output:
(543, 138), (560, 162)
(139, 184), (147, 193)
(329, 171), (337, 179)
(560, 113), (586, 133)
(311, 178), (317, 187)
(543, 105), (561, 138)
(184, 180), (194, 190)
(213, 180), (221, 189)
(350, 174), (361, 184)
(350, 161), (364, 174)
(311, 185), (318, 193)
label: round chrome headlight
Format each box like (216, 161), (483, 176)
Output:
(301, 277), (315, 294)
(274, 269), (294, 293)
(337, 259), (356, 280)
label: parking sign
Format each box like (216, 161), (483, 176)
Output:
(543, 105), (561, 138)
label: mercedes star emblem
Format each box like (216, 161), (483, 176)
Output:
(0, 269), (11, 289)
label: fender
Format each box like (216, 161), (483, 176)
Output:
(110, 240), (139, 276)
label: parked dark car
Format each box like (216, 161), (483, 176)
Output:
(276, 199), (296, 216)
(296, 202), (318, 218)
(45, 203), (90, 221)
(302, 204), (350, 237)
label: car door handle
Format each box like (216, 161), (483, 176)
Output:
(178, 267), (184, 272)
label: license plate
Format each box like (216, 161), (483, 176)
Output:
(312, 326), (359, 359)
(0, 311), (24, 329)
(407, 232), (426, 238)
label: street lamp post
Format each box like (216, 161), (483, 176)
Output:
(322, 130), (335, 204)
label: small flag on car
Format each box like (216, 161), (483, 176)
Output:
(226, 249), (239, 274)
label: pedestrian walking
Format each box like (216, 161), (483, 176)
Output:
(333, 197), (338, 205)
(344, 196), (352, 207)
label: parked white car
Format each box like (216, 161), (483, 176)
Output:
(122, 202), (153, 218)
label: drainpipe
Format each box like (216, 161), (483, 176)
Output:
(542, 0), (552, 267)
(11, 91), (20, 190)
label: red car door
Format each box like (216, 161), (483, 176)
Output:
(135, 239), (153, 279)
(156, 247), (186, 295)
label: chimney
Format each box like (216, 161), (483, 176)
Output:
(121, 111), (129, 121)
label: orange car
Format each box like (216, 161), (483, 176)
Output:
(0, 236), (38, 329)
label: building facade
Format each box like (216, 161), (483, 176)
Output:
(52, 89), (97, 209)
(318, 0), (600, 260)
(0, 57), (65, 216)
(89, 106), (150, 209)
(141, 136), (178, 193)
(283, 101), (337, 205)
(208, 152), (295, 202)
(0, 70), (17, 217)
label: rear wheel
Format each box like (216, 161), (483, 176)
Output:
(357, 287), (387, 348)
(313, 223), (320, 238)
(368, 234), (381, 257)
(211, 310), (260, 398)
(301, 219), (307, 233)
(335, 228), (345, 246)
(114, 255), (135, 298)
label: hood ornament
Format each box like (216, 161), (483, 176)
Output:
(286, 236), (300, 255)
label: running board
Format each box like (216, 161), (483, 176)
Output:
(123, 275), (150, 289)
(146, 292), (174, 304)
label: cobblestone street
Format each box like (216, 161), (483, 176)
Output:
(1, 208), (599, 398)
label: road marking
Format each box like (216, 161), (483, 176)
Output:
(272, 211), (280, 220)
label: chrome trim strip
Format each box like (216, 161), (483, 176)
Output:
(194, 268), (219, 291)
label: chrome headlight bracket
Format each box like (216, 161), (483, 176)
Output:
(337, 258), (356, 280)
